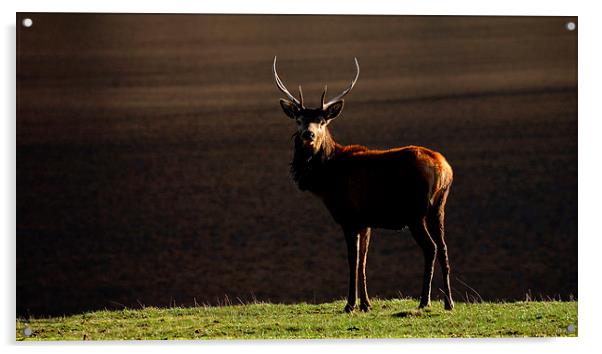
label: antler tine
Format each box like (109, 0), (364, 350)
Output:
(320, 85), (328, 109)
(324, 57), (360, 107)
(273, 56), (302, 106)
(298, 85), (304, 107)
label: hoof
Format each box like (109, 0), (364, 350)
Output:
(444, 301), (455, 311)
(418, 301), (431, 309)
(359, 303), (371, 312)
(344, 303), (355, 313)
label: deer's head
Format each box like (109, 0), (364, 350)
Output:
(273, 57), (360, 154)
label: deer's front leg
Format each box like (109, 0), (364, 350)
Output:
(358, 227), (371, 312)
(343, 227), (360, 313)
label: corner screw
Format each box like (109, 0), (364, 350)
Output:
(23, 327), (32, 337)
(566, 22), (576, 31)
(22, 18), (33, 28)
(567, 324), (575, 333)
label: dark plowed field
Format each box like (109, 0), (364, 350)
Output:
(17, 14), (577, 316)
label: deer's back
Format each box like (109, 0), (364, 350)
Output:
(318, 145), (453, 229)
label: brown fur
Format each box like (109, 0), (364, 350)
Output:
(290, 126), (455, 312)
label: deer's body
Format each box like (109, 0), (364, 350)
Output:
(274, 57), (455, 312)
(292, 132), (452, 230)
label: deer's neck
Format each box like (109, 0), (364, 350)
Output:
(290, 129), (337, 191)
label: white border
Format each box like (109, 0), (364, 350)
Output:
(2, 0), (586, 16)
(3, 1), (600, 353)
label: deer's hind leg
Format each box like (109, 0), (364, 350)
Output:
(358, 227), (371, 312)
(409, 219), (437, 309)
(427, 188), (454, 310)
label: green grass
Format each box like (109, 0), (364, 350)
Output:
(16, 299), (577, 340)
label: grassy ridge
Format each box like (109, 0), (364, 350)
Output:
(16, 299), (577, 340)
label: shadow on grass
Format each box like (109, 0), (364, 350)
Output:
(393, 309), (440, 318)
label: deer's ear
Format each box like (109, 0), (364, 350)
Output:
(280, 99), (300, 119)
(324, 100), (344, 120)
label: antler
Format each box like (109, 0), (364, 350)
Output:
(322, 57), (360, 108)
(297, 85), (304, 107)
(320, 85), (327, 108)
(273, 56), (304, 107)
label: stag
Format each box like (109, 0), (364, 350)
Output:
(273, 57), (454, 312)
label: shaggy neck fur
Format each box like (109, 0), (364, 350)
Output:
(290, 128), (337, 191)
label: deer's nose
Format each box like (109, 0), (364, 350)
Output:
(302, 130), (315, 141)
